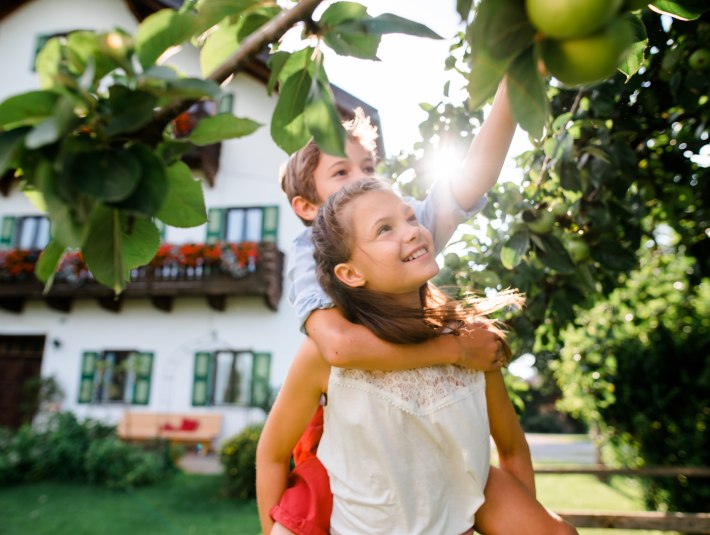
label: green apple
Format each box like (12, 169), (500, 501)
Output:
(444, 252), (462, 270)
(523, 209), (555, 234)
(540, 17), (634, 87)
(562, 234), (591, 263)
(688, 48), (710, 71)
(526, 0), (624, 39)
(549, 200), (569, 217)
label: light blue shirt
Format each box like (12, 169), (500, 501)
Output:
(287, 179), (487, 332)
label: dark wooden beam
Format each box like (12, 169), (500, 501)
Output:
(557, 510), (710, 533)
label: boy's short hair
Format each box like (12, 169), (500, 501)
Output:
(279, 108), (379, 220)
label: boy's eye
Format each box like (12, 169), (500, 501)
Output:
(363, 165), (375, 175)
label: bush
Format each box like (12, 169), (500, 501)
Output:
(84, 437), (167, 490)
(554, 249), (710, 512)
(220, 424), (263, 499)
(0, 412), (171, 489)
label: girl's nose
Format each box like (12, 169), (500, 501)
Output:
(404, 223), (420, 242)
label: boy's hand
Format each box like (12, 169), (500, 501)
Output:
(454, 322), (509, 371)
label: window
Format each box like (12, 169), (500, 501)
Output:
(206, 206), (278, 244)
(192, 350), (271, 408)
(0, 215), (51, 250)
(77, 350), (153, 405)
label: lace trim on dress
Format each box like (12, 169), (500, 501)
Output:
(332, 366), (485, 416)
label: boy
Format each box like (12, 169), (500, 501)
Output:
(263, 80), (518, 535)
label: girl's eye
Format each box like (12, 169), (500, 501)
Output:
(377, 225), (391, 235)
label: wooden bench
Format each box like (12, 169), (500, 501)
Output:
(117, 412), (222, 455)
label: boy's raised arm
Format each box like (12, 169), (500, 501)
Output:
(452, 79), (517, 211)
(306, 307), (504, 371)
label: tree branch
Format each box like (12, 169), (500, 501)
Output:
(147, 0), (324, 139)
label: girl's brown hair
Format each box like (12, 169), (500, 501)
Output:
(312, 178), (524, 346)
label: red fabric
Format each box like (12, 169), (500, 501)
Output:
(180, 418), (199, 431)
(270, 407), (331, 535)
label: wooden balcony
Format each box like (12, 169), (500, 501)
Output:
(0, 242), (284, 314)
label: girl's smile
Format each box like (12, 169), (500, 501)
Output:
(335, 188), (440, 305)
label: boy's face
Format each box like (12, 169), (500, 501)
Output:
(313, 138), (376, 208)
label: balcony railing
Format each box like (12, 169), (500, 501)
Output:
(0, 242), (284, 313)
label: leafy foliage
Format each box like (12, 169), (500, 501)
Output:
(0, 412), (172, 489)
(554, 247), (710, 512)
(220, 423), (263, 499)
(0, 0), (442, 293)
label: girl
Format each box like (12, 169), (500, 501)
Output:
(257, 179), (577, 535)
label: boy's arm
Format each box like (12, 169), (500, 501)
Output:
(306, 307), (504, 371)
(256, 338), (329, 534)
(485, 370), (536, 496)
(452, 79), (517, 211)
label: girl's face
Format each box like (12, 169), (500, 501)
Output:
(335, 189), (439, 306)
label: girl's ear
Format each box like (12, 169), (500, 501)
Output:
(334, 262), (366, 288)
(292, 195), (319, 222)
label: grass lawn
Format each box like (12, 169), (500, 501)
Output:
(0, 472), (260, 535)
(0, 468), (678, 535)
(536, 473), (679, 535)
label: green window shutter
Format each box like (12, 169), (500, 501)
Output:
(218, 93), (234, 114)
(192, 352), (212, 406)
(132, 352), (154, 405)
(0, 216), (17, 249)
(77, 351), (99, 404)
(206, 208), (224, 244)
(250, 352), (271, 409)
(261, 206), (278, 243)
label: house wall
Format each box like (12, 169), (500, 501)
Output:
(0, 0), (311, 444)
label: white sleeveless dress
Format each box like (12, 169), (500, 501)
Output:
(317, 365), (490, 535)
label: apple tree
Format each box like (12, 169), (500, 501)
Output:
(382, 0), (709, 511)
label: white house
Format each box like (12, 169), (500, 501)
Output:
(0, 0), (381, 448)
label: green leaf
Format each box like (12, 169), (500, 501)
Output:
(162, 77), (223, 100)
(135, 9), (197, 69)
(194, 0), (263, 34)
(35, 239), (67, 290)
(34, 37), (62, 89)
(109, 144), (168, 217)
(266, 51), (291, 95)
(276, 48), (315, 85)
(156, 139), (193, 165)
(323, 23), (382, 60)
(319, 1), (368, 27)
(65, 148), (142, 202)
(305, 78), (347, 157)
(0, 127), (30, 175)
(24, 97), (77, 150)
(466, 48), (511, 111)
(649, 0), (708, 20)
(618, 14), (648, 80)
(82, 205), (127, 293)
(471, 0), (533, 60)
(507, 46), (548, 139)
(271, 69), (312, 154)
(501, 230), (530, 270)
(0, 91), (59, 128)
(122, 217), (161, 270)
(157, 161), (207, 227)
(363, 13), (442, 39)
(187, 113), (261, 146)
(236, 5), (280, 41)
(105, 86), (157, 136)
(199, 19), (240, 77)
(536, 234), (575, 274)
(457, 0), (474, 21)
